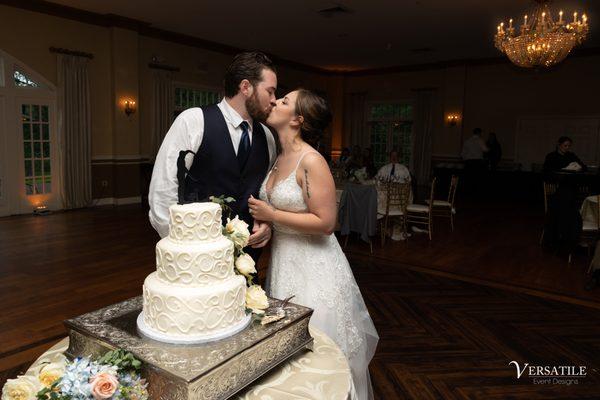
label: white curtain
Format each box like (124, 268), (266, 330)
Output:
(412, 90), (436, 185)
(150, 70), (174, 160)
(57, 55), (91, 209)
(345, 92), (367, 148)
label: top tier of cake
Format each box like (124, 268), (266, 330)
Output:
(168, 203), (223, 242)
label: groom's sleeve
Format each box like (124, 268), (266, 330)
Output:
(149, 108), (204, 237)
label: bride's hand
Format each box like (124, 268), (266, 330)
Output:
(248, 195), (276, 222)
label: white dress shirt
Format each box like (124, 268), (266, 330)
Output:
(148, 99), (277, 238)
(375, 163), (411, 183)
(461, 135), (488, 160)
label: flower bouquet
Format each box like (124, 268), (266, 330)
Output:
(2, 349), (148, 400)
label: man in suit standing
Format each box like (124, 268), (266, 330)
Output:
(148, 52), (278, 261)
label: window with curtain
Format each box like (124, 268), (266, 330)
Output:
(173, 86), (221, 120)
(368, 103), (413, 168)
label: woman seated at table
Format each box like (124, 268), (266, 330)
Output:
(543, 136), (587, 172)
(375, 149), (411, 183)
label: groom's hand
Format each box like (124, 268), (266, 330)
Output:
(249, 221), (271, 248)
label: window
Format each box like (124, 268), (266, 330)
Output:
(22, 104), (51, 194)
(368, 103), (413, 168)
(14, 68), (39, 88)
(173, 86), (221, 120)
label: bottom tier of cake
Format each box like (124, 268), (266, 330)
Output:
(139, 272), (249, 343)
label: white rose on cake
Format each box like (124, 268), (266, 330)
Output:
(225, 216), (250, 249)
(246, 285), (269, 314)
(235, 253), (256, 277)
(2, 376), (41, 400)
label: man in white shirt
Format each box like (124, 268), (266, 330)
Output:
(375, 150), (411, 183)
(148, 52), (277, 259)
(461, 127), (488, 196)
(461, 127), (488, 162)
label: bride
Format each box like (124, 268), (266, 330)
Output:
(248, 89), (379, 400)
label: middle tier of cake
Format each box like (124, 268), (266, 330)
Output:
(156, 235), (234, 287)
(142, 272), (248, 339)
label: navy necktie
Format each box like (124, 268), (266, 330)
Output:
(390, 163), (396, 178)
(237, 121), (251, 169)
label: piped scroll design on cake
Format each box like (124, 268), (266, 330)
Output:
(168, 208), (223, 242)
(156, 245), (234, 286)
(143, 285), (246, 336)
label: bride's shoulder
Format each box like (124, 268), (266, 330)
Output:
(300, 150), (328, 171)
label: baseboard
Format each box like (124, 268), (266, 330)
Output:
(93, 196), (141, 206)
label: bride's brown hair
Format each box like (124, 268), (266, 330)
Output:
(294, 89), (332, 147)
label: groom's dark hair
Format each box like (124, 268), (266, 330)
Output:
(224, 51), (276, 98)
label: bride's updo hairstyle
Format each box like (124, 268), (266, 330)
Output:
(295, 89), (332, 147)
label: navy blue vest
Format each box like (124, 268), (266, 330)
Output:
(183, 105), (270, 227)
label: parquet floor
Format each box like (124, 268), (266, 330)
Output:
(1, 204), (599, 398)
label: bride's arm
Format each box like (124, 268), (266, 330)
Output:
(248, 153), (337, 235)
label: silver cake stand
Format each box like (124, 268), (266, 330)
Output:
(64, 296), (313, 400)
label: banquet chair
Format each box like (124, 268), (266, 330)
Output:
(377, 181), (411, 246)
(427, 175), (459, 231)
(406, 177), (437, 241)
(540, 181), (559, 245)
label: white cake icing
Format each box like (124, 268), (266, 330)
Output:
(168, 203), (223, 242)
(142, 273), (247, 337)
(156, 236), (234, 286)
(138, 202), (249, 342)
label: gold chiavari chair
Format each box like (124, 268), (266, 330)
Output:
(406, 177), (437, 241)
(377, 181), (411, 246)
(428, 175), (459, 231)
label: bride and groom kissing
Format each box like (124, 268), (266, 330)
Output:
(148, 51), (379, 400)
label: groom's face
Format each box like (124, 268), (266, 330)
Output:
(246, 69), (277, 122)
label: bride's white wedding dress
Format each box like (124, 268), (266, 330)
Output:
(260, 152), (379, 400)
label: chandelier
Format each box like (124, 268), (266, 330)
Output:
(494, 0), (589, 68)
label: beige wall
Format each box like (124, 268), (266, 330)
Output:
(0, 5), (113, 156)
(342, 55), (600, 162)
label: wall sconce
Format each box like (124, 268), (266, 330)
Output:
(446, 113), (460, 126)
(123, 99), (136, 117)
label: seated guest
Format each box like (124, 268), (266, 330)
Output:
(543, 136), (587, 172)
(362, 147), (377, 178)
(376, 149), (411, 183)
(346, 144), (363, 171)
(338, 147), (351, 168)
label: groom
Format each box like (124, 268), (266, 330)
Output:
(148, 51), (278, 260)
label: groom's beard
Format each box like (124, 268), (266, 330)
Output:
(245, 91), (270, 123)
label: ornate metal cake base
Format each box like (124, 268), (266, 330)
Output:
(64, 296), (313, 400)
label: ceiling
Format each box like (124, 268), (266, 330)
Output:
(44, 0), (600, 71)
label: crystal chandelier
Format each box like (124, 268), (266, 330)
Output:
(494, 0), (589, 68)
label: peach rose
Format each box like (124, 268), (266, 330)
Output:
(89, 372), (119, 399)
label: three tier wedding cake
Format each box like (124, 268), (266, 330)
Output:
(137, 202), (251, 343)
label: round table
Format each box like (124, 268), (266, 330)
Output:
(21, 327), (356, 400)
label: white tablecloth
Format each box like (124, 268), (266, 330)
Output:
(581, 195), (599, 226)
(22, 327), (356, 400)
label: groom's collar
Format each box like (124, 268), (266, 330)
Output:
(219, 99), (253, 132)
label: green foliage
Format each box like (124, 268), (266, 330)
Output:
(97, 349), (142, 372)
(36, 380), (70, 400)
(210, 195), (235, 219)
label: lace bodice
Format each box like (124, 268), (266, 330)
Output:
(259, 152), (313, 234)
